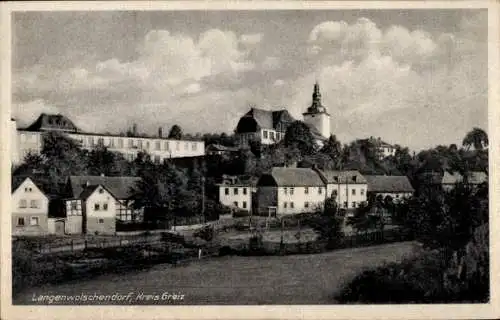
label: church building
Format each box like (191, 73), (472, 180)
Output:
(234, 82), (331, 147)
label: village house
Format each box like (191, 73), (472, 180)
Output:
(234, 82), (330, 148)
(256, 167), (326, 217)
(363, 175), (415, 202)
(314, 169), (368, 210)
(11, 177), (50, 236)
(62, 175), (143, 234)
(206, 143), (240, 156)
(217, 175), (258, 213)
(11, 113), (205, 165)
(359, 137), (397, 159)
(441, 171), (488, 191)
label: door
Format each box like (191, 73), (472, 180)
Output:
(268, 206), (277, 218)
(55, 220), (65, 235)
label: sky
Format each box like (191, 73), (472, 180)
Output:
(12, 9), (488, 151)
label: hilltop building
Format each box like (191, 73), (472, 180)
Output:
(234, 82), (331, 148)
(11, 113), (205, 165)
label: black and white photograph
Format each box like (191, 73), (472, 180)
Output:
(1, 1), (499, 319)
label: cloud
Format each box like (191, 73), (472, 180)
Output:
(240, 33), (263, 47)
(12, 12), (487, 150)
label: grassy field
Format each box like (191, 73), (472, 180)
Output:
(14, 241), (419, 305)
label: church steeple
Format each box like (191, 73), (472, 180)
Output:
(304, 81), (329, 115)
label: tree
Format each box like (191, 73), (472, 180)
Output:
(347, 202), (376, 235)
(168, 125), (183, 140)
(309, 196), (343, 248)
(284, 121), (316, 156)
(87, 145), (117, 176)
(321, 135), (342, 168)
(462, 128), (488, 151)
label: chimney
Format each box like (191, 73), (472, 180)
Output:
(158, 127), (163, 138)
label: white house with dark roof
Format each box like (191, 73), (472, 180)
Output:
(234, 82), (330, 148)
(256, 167), (326, 217)
(314, 169), (368, 210)
(65, 175), (143, 223)
(11, 113), (205, 165)
(217, 175), (258, 212)
(441, 171), (488, 191)
(11, 177), (50, 236)
(364, 175), (415, 202)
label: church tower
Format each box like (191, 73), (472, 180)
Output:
(302, 82), (330, 138)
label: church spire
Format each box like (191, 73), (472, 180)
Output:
(305, 81), (327, 115)
(312, 81), (322, 106)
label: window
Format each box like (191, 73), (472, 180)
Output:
(290, 202), (294, 209)
(304, 202), (309, 208)
(176, 142), (180, 150)
(352, 202), (356, 208)
(243, 188), (247, 195)
(138, 140), (143, 149)
(103, 203), (108, 211)
(165, 141), (170, 151)
(284, 187), (288, 195)
(233, 201), (238, 208)
(192, 143), (197, 151)
(270, 131), (275, 140)
(284, 202), (287, 209)
(98, 218), (104, 224)
(318, 187), (323, 195)
(304, 187), (309, 194)
(290, 187), (294, 195)
(343, 202), (348, 208)
(109, 138), (115, 148)
(99, 188), (104, 194)
(361, 189), (364, 195)
(184, 143), (188, 150)
(94, 203), (100, 211)
(146, 141), (150, 150)
(118, 138), (124, 148)
(396, 194), (400, 198)
(234, 188), (239, 195)
(128, 139), (133, 148)
(242, 201), (247, 209)
(263, 130), (268, 139)
(352, 189), (356, 196)
(30, 200), (38, 208)
(17, 217), (25, 226)
(225, 188), (229, 195)
(30, 217), (39, 226)
(71, 201), (78, 210)
(154, 155), (161, 164)
(155, 141), (161, 150)
(19, 199), (27, 208)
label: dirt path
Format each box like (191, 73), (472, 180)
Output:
(14, 241), (419, 305)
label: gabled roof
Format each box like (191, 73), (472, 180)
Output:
(79, 184), (116, 200)
(219, 174), (259, 187)
(364, 175), (414, 193)
(206, 144), (239, 152)
(265, 167), (324, 187)
(24, 113), (81, 133)
(11, 177), (49, 199)
(442, 171), (488, 185)
(68, 176), (141, 200)
(237, 108), (295, 131)
(318, 170), (367, 184)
